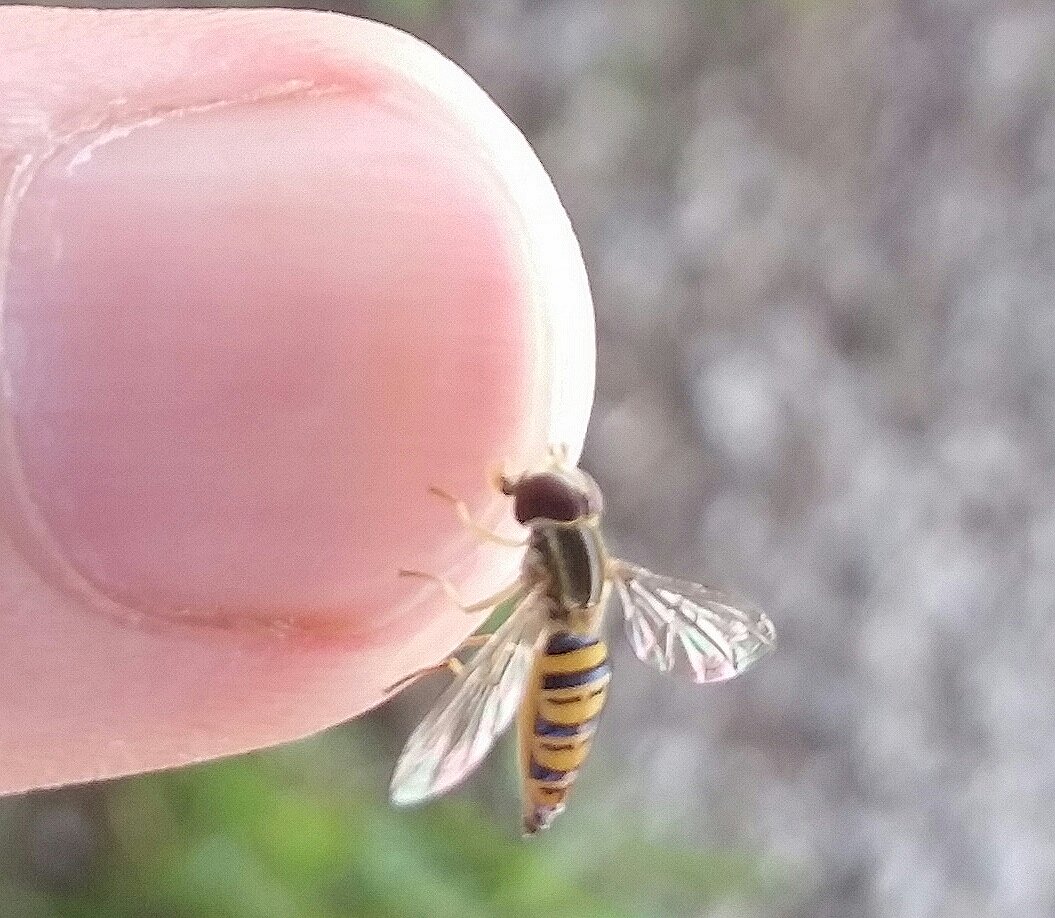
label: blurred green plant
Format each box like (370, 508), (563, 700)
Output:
(0, 723), (768, 918)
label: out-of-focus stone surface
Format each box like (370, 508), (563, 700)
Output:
(409, 2), (1055, 916)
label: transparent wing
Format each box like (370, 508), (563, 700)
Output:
(612, 563), (775, 683)
(390, 588), (548, 806)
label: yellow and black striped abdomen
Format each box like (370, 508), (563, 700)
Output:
(521, 632), (611, 833)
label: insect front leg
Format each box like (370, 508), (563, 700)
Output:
(428, 485), (527, 548)
(546, 442), (571, 466)
(383, 633), (492, 695)
(398, 568), (525, 613)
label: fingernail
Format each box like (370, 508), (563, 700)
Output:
(3, 92), (531, 622)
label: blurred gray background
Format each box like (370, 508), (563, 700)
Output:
(15, 1), (1055, 916)
(396, 1), (1054, 916)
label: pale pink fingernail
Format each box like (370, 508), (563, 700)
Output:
(3, 91), (532, 622)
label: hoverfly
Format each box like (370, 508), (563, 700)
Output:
(388, 447), (775, 835)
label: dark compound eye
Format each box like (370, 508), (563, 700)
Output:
(512, 473), (589, 524)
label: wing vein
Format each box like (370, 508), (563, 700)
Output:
(614, 563), (775, 684)
(390, 586), (547, 806)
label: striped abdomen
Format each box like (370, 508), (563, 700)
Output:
(520, 631), (611, 834)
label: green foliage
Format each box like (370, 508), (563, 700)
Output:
(480, 592), (523, 631)
(0, 727), (766, 918)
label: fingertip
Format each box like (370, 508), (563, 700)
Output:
(0, 7), (593, 792)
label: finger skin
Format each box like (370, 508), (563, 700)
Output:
(0, 8), (594, 793)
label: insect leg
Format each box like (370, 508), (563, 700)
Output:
(489, 455), (529, 495)
(546, 442), (570, 466)
(455, 633), (493, 652)
(383, 633), (492, 695)
(398, 569), (524, 613)
(384, 656), (463, 696)
(428, 486), (527, 548)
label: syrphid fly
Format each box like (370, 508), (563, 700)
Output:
(388, 446), (775, 836)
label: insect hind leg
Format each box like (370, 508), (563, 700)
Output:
(383, 633), (491, 695)
(384, 656), (464, 696)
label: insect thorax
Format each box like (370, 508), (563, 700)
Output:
(526, 521), (607, 621)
